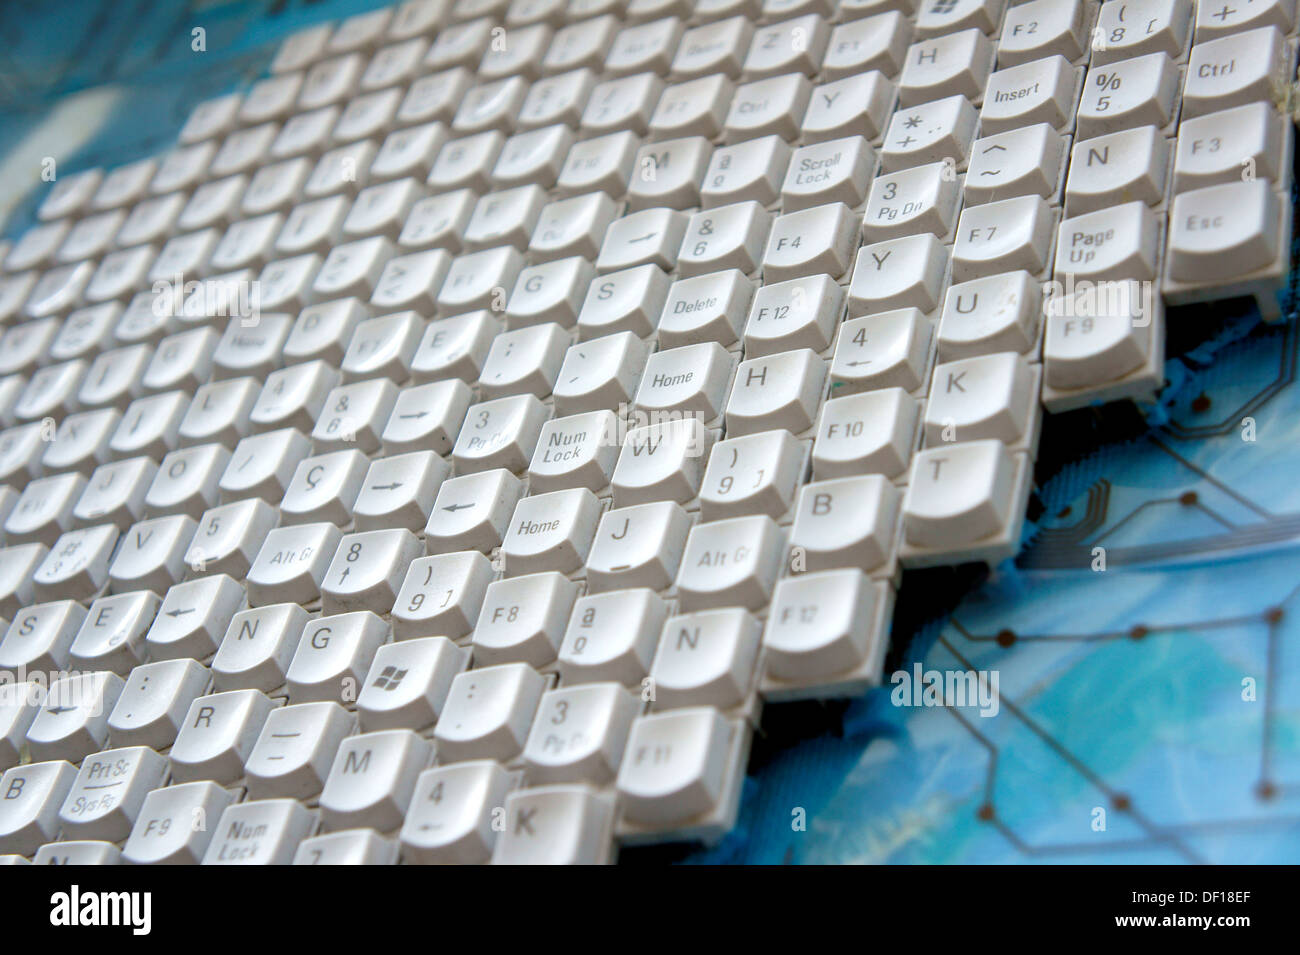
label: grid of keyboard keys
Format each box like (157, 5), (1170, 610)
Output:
(0, 0), (1297, 865)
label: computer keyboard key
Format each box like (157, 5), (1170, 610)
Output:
(0, 544), (46, 621)
(617, 706), (737, 827)
(672, 17), (753, 78)
(123, 781), (235, 865)
(0, 761), (78, 856)
(951, 194), (1056, 281)
(281, 449), (369, 525)
(212, 603), (309, 693)
(980, 55), (1080, 135)
(435, 662), (548, 762)
(32, 524), (117, 601)
(248, 518), (339, 608)
(5, 473), (86, 547)
(144, 444), (229, 520)
(903, 439), (1018, 549)
(108, 514), (196, 595)
(743, 13), (828, 78)
(502, 488), (601, 577)
(1193, 0), (1293, 41)
(219, 427), (311, 505)
(321, 528), (423, 616)
(181, 378), (258, 446)
(1092, 0), (1192, 64)
(437, 245), (525, 315)
(452, 394), (550, 475)
(898, 27), (996, 106)
(999, 0), (1091, 66)
(700, 429), (804, 521)
(244, 701), (353, 803)
(352, 452), (447, 534)
(613, 416), (716, 508)
(881, 94), (978, 173)
(67, 589), (152, 679)
(528, 410), (620, 493)
(294, 829), (399, 865)
(472, 572), (580, 668)
(170, 688), (273, 785)
(1066, 125), (1170, 216)
(1043, 282), (1157, 393)
(675, 514), (784, 612)
(426, 468), (524, 555)
(628, 136), (712, 211)
(0, 682), (42, 772)
(1054, 200), (1161, 282)
(677, 201), (770, 278)
(1166, 180), (1282, 284)
(16, 359), (86, 421)
(108, 657), (209, 750)
(287, 611), (389, 705)
(336, 323), (413, 400)
(1076, 52), (1180, 140)
(792, 472), (901, 573)
(924, 351), (1039, 449)
(606, 16), (684, 76)
(813, 388), (920, 481)
(651, 607), (760, 710)
(832, 308), (934, 395)
(1183, 27), (1289, 120)
(27, 671), (123, 764)
(391, 552), (492, 641)
(187, 498), (278, 580)
(862, 161), (962, 242)
(725, 348), (826, 437)
(0, 600), (85, 672)
(478, 322), (569, 400)
(522, 682), (638, 786)
(1173, 102), (1285, 194)
(401, 761), (518, 864)
(553, 333), (647, 418)
(146, 573), (245, 662)
(358, 636), (467, 732)
(781, 135), (876, 212)
(490, 785), (615, 864)
(57, 745), (167, 843)
(657, 269), (754, 349)
(316, 729), (429, 833)
(202, 799), (316, 865)
(938, 271), (1042, 361)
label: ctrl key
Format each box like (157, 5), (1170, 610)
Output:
(899, 440), (1031, 569)
(616, 707), (747, 843)
(202, 798), (316, 865)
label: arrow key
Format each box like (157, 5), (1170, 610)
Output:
(425, 468), (524, 555)
(353, 451), (449, 532)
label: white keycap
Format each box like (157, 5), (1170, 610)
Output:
(813, 388), (920, 480)
(32, 840), (121, 864)
(628, 136), (712, 211)
(863, 160), (961, 242)
(902, 439), (1018, 548)
(790, 473), (902, 572)
(31, 524), (117, 601)
(281, 449), (369, 525)
(523, 682), (638, 786)
(606, 16), (684, 75)
(358, 636), (467, 731)
(1076, 53), (1180, 139)
(381, 380), (472, 458)
(824, 11), (910, 79)
(1166, 180), (1281, 283)
(123, 781), (234, 864)
(180, 378), (258, 446)
(528, 410), (620, 493)
(57, 745), (167, 843)
(188, 498), (278, 580)
(473, 572), (580, 667)
(0, 682), (43, 772)
(490, 785), (615, 864)
(6, 473), (86, 546)
(425, 468), (524, 554)
(287, 611), (389, 704)
(452, 394), (550, 474)
(951, 194), (1056, 281)
(434, 662), (548, 761)
(596, 207), (688, 273)
(1066, 125), (1170, 216)
(925, 351), (1038, 448)
(0, 760), (79, 855)
(898, 27), (995, 106)
(584, 503), (691, 595)
(803, 71), (896, 144)
(146, 573), (245, 662)
(320, 529), (422, 616)
(15, 360), (86, 421)
(760, 202), (862, 285)
(1043, 279), (1155, 390)
(553, 333), (648, 416)
(476, 322), (568, 400)
(674, 514), (784, 611)
(832, 308), (934, 394)
(65, 591), (159, 676)
(400, 760), (518, 864)
(700, 428), (805, 520)
(781, 135), (876, 211)
(202, 799), (315, 865)
(409, 310), (498, 385)
(980, 55), (1080, 135)
(245, 701), (354, 800)
(576, 265), (669, 340)
(1174, 102), (1285, 193)
(612, 416), (716, 507)
(172, 690), (272, 783)
(700, 135), (790, 210)
(764, 568), (888, 682)
(1054, 200), (1161, 282)
(653, 605), (760, 713)
(617, 706), (737, 826)
(437, 245), (525, 314)
(108, 658), (209, 750)
(1194, 0), (1294, 40)
(938, 271), (1042, 360)
(501, 488), (601, 577)
(294, 829), (399, 865)
(0, 600), (85, 672)
(110, 390), (188, 460)
(1092, 0), (1191, 64)
(881, 94), (978, 172)
(999, 0), (1091, 65)
(26, 671), (123, 763)
(145, 444), (230, 519)
(657, 269), (754, 349)
(42, 408), (118, 475)
(219, 427), (311, 504)
(725, 349), (825, 436)
(391, 551), (493, 641)
(212, 603), (310, 693)
(108, 514), (196, 595)
(338, 320), (419, 391)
